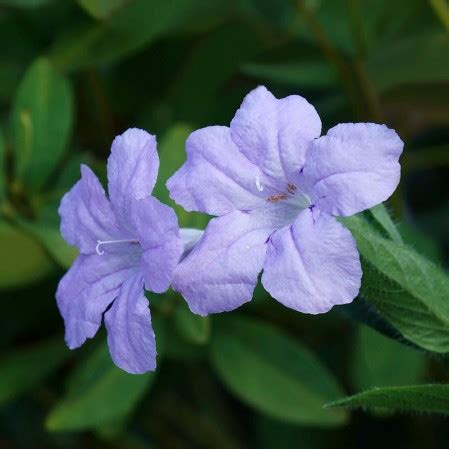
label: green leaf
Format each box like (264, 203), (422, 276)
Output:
(0, 220), (54, 289)
(77, 0), (127, 19)
(0, 338), (69, 405)
(210, 315), (347, 426)
(0, 128), (5, 202)
(325, 384), (449, 416)
(15, 218), (78, 269)
(343, 216), (449, 352)
(173, 303), (211, 345)
(241, 61), (337, 88)
(51, 0), (229, 71)
(46, 343), (154, 432)
(12, 58), (73, 191)
(352, 325), (425, 390)
(368, 33), (449, 91)
(154, 124), (210, 229)
(368, 204), (402, 243)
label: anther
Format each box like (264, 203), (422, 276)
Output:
(96, 238), (139, 255)
(255, 176), (264, 192)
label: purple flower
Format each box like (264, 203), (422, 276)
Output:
(56, 128), (182, 373)
(167, 86), (403, 316)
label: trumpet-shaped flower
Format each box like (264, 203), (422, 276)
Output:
(56, 128), (182, 373)
(167, 86), (403, 315)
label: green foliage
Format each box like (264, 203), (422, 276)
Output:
(174, 303), (211, 345)
(352, 325), (425, 390)
(326, 384), (449, 416)
(0, 0), (54, 7)
(368, 204), (403, 243)
(155, 124), (210, 228)
(46, 344), (154, 432)
(16, 219), (78, 268)
(210, 315), (347, 426)
(344, 215), (449, 353)
(77, 0), (127, 19)
(241, 61), (338, 89)
(11, 58), (73, 191)
(0, 338), (69, 405)
(367, 32), (449, 91)
(0, 220), (53, 288)
(0, 128), (5, 202)
(51, 0), (229, 71)
(0, 0), (448, 446)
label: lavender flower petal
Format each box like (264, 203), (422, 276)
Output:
(262, 208), (361, 314)
(167, 126), (274, 216)
(56, 252), (139, 349)
(131, 196), (183, 293)
(105, 273), (156, 374)
(107, 128), (159, 227)
(172, 211), (273, 315)
(230, 86), (321, 182)
(59, 165), (121, 254)
(302, 123), (404, 217)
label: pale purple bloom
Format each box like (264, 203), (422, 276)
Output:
(56, 128), (182, 374)
(167, 86), (403, 316)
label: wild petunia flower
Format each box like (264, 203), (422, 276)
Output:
(56, 128), (183, 374)
(167, 86), (403, 316)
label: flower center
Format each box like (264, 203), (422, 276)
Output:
(264, 182), (311, 209)
(96, 238), (139, 255)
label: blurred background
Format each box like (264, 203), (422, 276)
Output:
(0, 0), (448, 448)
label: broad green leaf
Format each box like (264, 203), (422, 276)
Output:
(352, 325), (425, 390)
(12, 58), (73, 191)
(241, 61), (337, 88)
(368, 33), (449, 91)
(154, 124), (209, 229)
(326, 384), (449, 416)
(0, 338), (69, 405)
(343, 216), (449, 352)
(0, 221), (54, 289)
(16, 219), (77, 269)
(46, 344), (154, 432)
(368, 204), (402, 243)
(77, 0), (127, 19)
(0, 128), (5, 202)
(51, 0), (229, 71)
(210, 315), (347, 426)
(173, 304), (211, 345)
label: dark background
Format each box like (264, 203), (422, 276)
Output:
(0, 0), (448, 448)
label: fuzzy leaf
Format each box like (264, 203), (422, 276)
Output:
(343, 216), (449, 353)
(368, 204), (402, 243)
(326, 384), (449, 416)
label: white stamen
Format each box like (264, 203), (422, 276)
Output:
(96, 239), (138, 255)
(255, 176), (264, 192)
